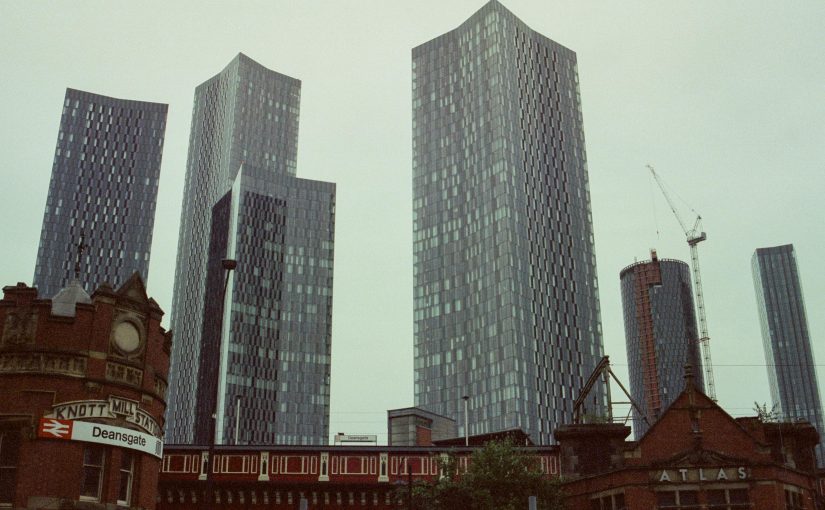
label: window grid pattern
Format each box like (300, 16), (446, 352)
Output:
(195, 166), (335, 446)
(621, 258), (704, 438)
(33, 88), (167, 298)
(412, 2), (604, 445)
(752, 244), (825, 466)
(167, 54), (303, 444)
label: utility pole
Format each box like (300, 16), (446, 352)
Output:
(462, 395), (469, 446)
(408, 468), (414, 510)
(234, 394), (242, 445)
(206, 258), (237, 507)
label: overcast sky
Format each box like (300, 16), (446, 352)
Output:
(1, 1), (823, 443)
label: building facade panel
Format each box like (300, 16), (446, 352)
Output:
(33, 88), (167, 298)
(412, 0), (604, 445)
(752, 243), (824, 465)
(620, 253), (703, 438)
(167, 54), (334, 446)
(168, 54), (301, 444)
(387, 407), (457, 446)
(202, 166), (335, 446)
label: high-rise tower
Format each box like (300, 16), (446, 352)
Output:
(167, 54), (335, 445)
(620, 251), (704, 438)
(412, 1), (604, 444)
(33, 88), (167, 297)
(752, 244), (824, 464)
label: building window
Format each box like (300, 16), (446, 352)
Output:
(0, 430), (21, 505)
(656, 489), (699, 509)
(708, 488), (750, 509)
(118, 452), (135, 505)
(591, 492), (626, 509)
(785, 488), (804, 510)
(80, 446), (105, 501)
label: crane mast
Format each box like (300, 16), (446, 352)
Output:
(647, 165), (717, 401)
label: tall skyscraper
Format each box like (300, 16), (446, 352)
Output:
(412, 1), (604, 445)
(33, 88), (167, 297)
(166, 54), (335, 445)
(620, 251), (704, 438)
(752, 244), (824, 464)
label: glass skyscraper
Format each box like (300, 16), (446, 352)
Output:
(167, 54), (335, 445)
(33, 88), (167, 298)
(752, 244), (824, 464)
(412, 1), (604, 445)
(620, 252), (704, 438)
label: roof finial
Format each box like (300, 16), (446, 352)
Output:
(684, 363), (694, 388)
(74, 233), (87, 280)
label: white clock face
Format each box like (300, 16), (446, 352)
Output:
(113, 322), (141, 353)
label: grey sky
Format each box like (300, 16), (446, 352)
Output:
(1, 1), (823, 442)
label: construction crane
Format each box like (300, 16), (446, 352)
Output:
(647, 164), (716, 401)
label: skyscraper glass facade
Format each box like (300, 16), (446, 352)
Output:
(752, 244), (824, 464)
(33, 88), (167, 298)
(194, 166), (334, 445)
(167, 54), (334, 445)
(412, 1), (604, 445)
(620, 254), (704, 438)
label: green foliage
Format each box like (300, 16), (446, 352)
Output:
(753, 401), (780, 423)
(401, 439), (565, 510)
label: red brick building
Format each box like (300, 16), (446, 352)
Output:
(0, 274), (171, 509)
(560, 378), (822, 509)
(4, 277), (823, 509)
(157, 379), (824, 509)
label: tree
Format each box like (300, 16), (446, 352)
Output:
(405, 439), (565, 510)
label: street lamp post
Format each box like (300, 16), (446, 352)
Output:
(206, 258), (237, 507)
(462, 395), (469, 446)
(234, 394), (242, 445)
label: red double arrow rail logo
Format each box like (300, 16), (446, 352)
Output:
(38, 418), (73, 439)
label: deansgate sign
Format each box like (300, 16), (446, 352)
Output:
(43, 396), (162, 438)
(335, 434), (378, 443)
(38, 418), (163, 458)
(653, 467), (748, 483)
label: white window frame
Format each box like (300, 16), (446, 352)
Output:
(706, 486), (750, 509)
(590, 490), (626, 510)
(117, 451), (135, 506)
(79, 446), (106, 502)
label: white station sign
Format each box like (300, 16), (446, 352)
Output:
(335, 434), (378, 443)
(38, 418), (163, 458)
(43, 396), (162, 438)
